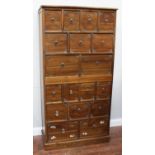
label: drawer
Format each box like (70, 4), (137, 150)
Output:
(44, 34), (67, 53)
(80, 116), (109, 129)
(45, 55), (80, 76)
(47, 121), (78, 133)
(69, 34), (91, 53)
(79, 83), (95, 100)
(80, 11), (97, 31)
(63, 84), (79, 101)
(64, 10), (80, 31)
(48, 131), (78, 143)
(46, 104), (68, 121)
(98, 11), (115, 32)
(92, 34), (113, 53)
(80, 127), (109, 138)
(96, 82), (112, 99)
(69, 102), (91, 119)
(46, 85), (62, 102)
(91, 100), (110, 117)
(44, 10), (62, 31)
(81, 55), (113, 75)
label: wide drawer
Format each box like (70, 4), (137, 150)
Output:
(47, 131), (78, 143)
(81, 55), (113, 75)
(45, 55), (80, 76)
(47, 121), (78, 133)
(46, 104), (68, 121)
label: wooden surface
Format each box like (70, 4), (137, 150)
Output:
(33, 126), (122, 155)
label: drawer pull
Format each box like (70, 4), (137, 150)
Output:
(50, 125), (56, 129)
(50, 17), (55, 21)
(70, 89), (73, 95)
(69, 18), (74, 24)
(51, 91), (56, 96)
(88, 17), (92, 22)
(69, 134), (75, 138)
(51, 136), (56, 140)
(61, 128), (65, 133)
(55, 110), (59, 117)
(104, 18), (109, 22)
(79, 40), (83, 46)
(60, 62), (65, 67)
(54, 40), (58, 46)
(100, 120), (105, 124)
(82, 132), (88, 136)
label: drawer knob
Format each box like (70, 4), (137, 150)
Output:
(101, 40), (105, 44)
(92, 124), (97, 128)
(51, 91), (56, 96)
(61, 128), (65, 133)
(98, 106), (102, 110)
(100, 120), (105, 124)
(102, 87), (105, 90)
(54, 40), (58, 46)
(96, 61), (100, 65)
(88, 17), (92, 22)
(70, 89), (73, 95)
(55, 110), (59, 117)
(69, 18), (74, 24)
(69, 134), (75, 138)
(50, 125), (56, 129)
(79, 40), (83, 46)
(60, 62), (65, 67)
(51, 136), (56, 140)
(82, 132), (88, 136)
(50, 17), (55, 21)
(77, 107), (81, 111)
(104, 18), (109, 22)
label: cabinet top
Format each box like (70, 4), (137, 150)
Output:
(39, 5), (118, 12)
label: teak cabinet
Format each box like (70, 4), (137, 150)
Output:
(39, 6), (117, 150)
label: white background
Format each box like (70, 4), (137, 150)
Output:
(0, 0), (155, 155)
(33, 0), (122, 135)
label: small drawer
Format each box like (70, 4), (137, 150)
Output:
(91, 100), (110, 117)
(45, 55), (80, 76)
(92, 34), (113, 53)
(63, 84), (79, 101)
(80, 127), (109, 138)
(64, 10), (80, 31)
(79, 83), (95, 101)
(44, 33), (67, 53)
(46, 104), (68, 121)
(80, 11), (97, 31)
(69, 34), (91, 53)
(44, 10), (62, 31)
(47, 121), (78, 133)
(69, 102), (90, 119)
(46, 85), (62, 102)
(48, 131), (78, 143)
(96, 82), (112, 99)
(81, 55), (113, 75)
(80, 116), (109, 129)
(98, 11), (115, 32)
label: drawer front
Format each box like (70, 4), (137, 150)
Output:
(80, 11), (97, 31)
(79, 83), (95, 100)
(46, 104), (68, 121)
(96, 82), (112, 99)
(63, 84), (79, 101)
(91, 100), (110, 116)
(69, 102), (90, 119)
(44, 34), (67, 53)
(48, 131), (78, 143)
(47, 121), (78, 133)
(98, 11), (115, 32)
(64, 11), (80, 31)
(81, 55), (113, 75)
(92, 34), (113, 53)
(69, 34), (91, 53)
(44, 10), (62, 31)
(80, 116), (109, 129)
(46, 85), (62, 102)
(45, 55), (80, 76)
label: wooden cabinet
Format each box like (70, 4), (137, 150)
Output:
(39, 6), (117, 150)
